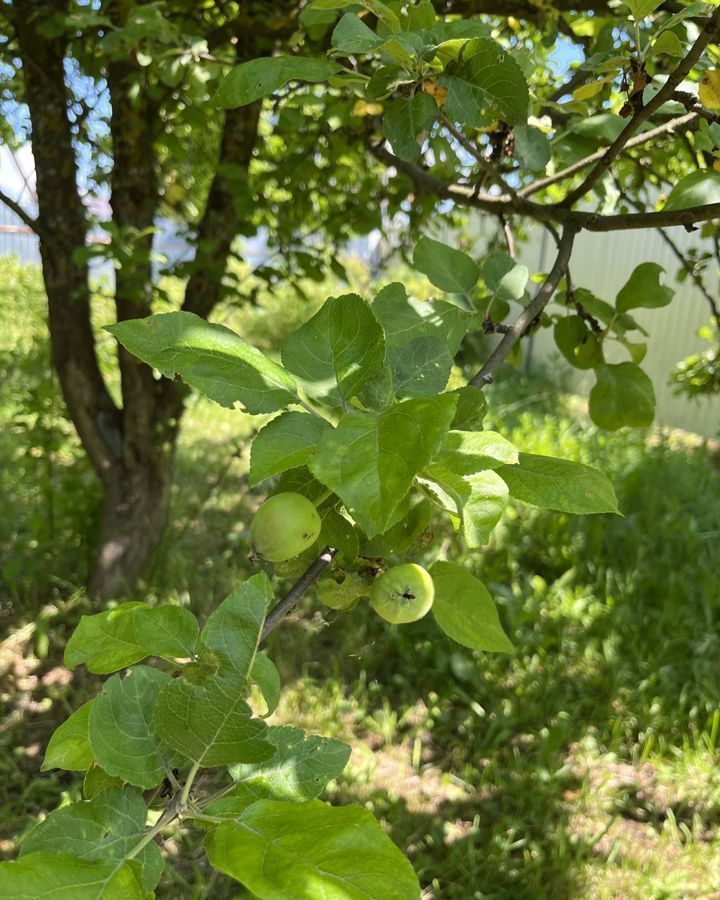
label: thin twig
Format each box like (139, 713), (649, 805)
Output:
(470, 224), (578, 387)
(261, 547), (337, 639)
(560, 7), (720, 206)
(440, 113), (516, 197)
(521, 112), (699, 198)
(499, 214), (516, 258)
(0, 188), (38, 232)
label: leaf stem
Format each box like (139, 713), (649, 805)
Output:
(180, 761), (202, 807)
(184, 810), (226, 824)
(125, 808), (178, 862)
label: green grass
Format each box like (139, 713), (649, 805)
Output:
(1, 258), (719, 898)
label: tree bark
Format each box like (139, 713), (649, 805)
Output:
(92, 50), (262, 596)
(88, 453), (176, 598)
(13, 3), (263, 598)
(84, 46), (182, 599)
(14, 0), (123, 483)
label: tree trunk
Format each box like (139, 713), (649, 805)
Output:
(85, 45), (179, 599)
(14, 0), (123, 484)
(89, 450), (176, 598)
(14, 3), (263, 598)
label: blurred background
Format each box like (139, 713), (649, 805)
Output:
(1, 205), (719, 897)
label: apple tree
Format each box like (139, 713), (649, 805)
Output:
(3, 0), (720, 896)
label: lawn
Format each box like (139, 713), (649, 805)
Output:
(1, 257), (719, 898)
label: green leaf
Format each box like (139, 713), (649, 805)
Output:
(64, 603), (199, 674)
(407, 0), (436, 29)
(483, 252), (529, 301)
(281, 295), (385, 406)
(43, 702), (95, 772)
(310, 394), (458, 536)
(331, 13), (382, 55)
(319, 508), (359, 563)
(616, 262), (674, 312)
(620, 337), (648, 364)
(450, 385), (488, 430)
(413, 236), (480, 295)
(383, 93), (437, 162)
(625, 0), (664, 20)
(153, 675), (272, 767)
(359, 494), (431, 556)
(386, 335), (454, 398)
(554, 316), (604, 370)
(569, 289), (616, 326)
(153, 575), (274, 767)
(650, 30), (683, 58)
(367, 64), (412, 99)
(423, 466), (508, 547)
(250, 412), (332, 487)
(440, 38), (528, 127)
(83, 767), (123, 800)
(106, 312), (298, 414)
(513, 125), (550, 171)
(663, 170), (720, 211)
(496, 452), (620, 513)
(205, 799), (420, 899)
(20, 788), (163, 891)
(200, 573), (272, 684)
(208, 726), (351, 814)
(355, 365), (395, 410)
(461, 471), (509, 546)
(589, 362), (656, 430)
(431, 561), (514, 653)
(251, 653), (281, 717)
(216, 56), (340, 108)
(434, 430), (518, 475)
(372, 282), (468, 355)
(312, 0), (401, 31)
(0, 852), (148, 900)
(88, 666), (172, 790)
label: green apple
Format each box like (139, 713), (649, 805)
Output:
(370, 563), (434, 625)
(250, 492), (321, 562)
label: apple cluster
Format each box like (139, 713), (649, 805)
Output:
(249, 492), (434, 625)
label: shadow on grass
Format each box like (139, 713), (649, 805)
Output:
(1, 396), (719, 897)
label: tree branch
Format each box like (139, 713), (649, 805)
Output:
(521, 112), (699, 198)
(14, 0), (122, 479)
(560, 7), (720, 207)
(369, 140), (720, 232)
(469, 224), (578, 386)
(577, 202), (720, 232)
(440, 113), (515, 197)
(261, 548), (337, 640)
(0, 188), (38, 232)
(179, 99), (262, 320)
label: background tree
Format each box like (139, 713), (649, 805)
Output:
(2, 0), (719, 603)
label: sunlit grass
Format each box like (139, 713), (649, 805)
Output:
(1, 257), (719, 897)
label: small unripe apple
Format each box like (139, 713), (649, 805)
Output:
(250, 492), (321, 562)
(370, 563), (434, 625)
